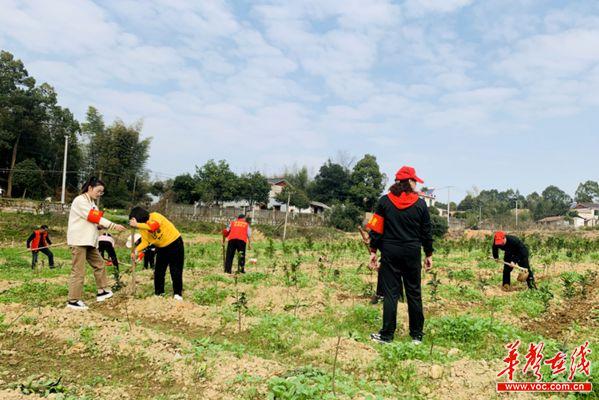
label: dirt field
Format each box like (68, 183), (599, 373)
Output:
(0, 227), (597, 399)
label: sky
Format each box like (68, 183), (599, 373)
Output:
(1, 0), (598, 202)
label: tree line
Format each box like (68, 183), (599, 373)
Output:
(0, 50), (150, 207)
(153, 154), (391, 231)
(454, 181), (599, 227)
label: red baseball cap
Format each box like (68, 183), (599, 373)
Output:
(395, 166), (424, 183)
(494, 231), (506, 245)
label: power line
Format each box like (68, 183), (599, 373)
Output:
(0, 167), (178, 180)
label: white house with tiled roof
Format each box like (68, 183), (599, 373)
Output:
(571, 203), (599, 227)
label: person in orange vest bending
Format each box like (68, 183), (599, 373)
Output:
(223, 214), (252, 274)
(26, 225), (54, 269)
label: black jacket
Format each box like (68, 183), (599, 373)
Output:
(492, 235), (528, 261)
(369, 195), (434, 256)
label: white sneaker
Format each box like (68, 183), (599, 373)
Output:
(173, 294), (183, 301)
(96, 290), (113, 302)
(67, 300), (88, 310)
(412, 339), (423, 346)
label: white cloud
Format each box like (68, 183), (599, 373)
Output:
(1, 0), (598, 196)
(496, 29), (599, 81)
(404, 0), (474, 15)
(0, 0), (126, 55)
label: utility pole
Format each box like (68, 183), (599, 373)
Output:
(437, 186), (456, 229)
(283, 190), (291, 241)
(479, 205), (482, 227)
(447, 187), (450, 227)
(61, 136), (68, 204)
(515, 200), (519, 229)
(131, 175), (137, 205)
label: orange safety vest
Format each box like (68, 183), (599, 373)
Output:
(227, 219), (249, 242)
(31, 230), (48, 250)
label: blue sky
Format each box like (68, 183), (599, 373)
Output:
(1, 0), (598, 202)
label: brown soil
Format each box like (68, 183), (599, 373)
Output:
(431, 359), (539, 400)
(302, 336), (378, 372)
(463, 229), (493, 240)
(0, 389), (37, 400)
(524, 283), (598, 339)
(184, 233), (220, 244)
(0, 331), (177, 399)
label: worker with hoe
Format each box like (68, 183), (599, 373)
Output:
(26, 225), (54, 269)
(129, 206), (185, 300)
(223, 214), (251, 274)
(367, 166), (433, 345)
(492, 231), (537, 290)
(66, 177), (126, 310)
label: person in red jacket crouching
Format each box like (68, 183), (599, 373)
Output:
(26, 225), (54, 269)
(222, 214), (252, 274)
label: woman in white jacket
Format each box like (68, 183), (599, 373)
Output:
(67, 177), (125, 309)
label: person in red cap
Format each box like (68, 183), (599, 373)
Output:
(367, 165), (433, 345)
(492, 231), (536, 290)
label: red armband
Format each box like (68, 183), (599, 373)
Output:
(137, 252), (144, 262)
(87, 209), (104, 224)
(147, 220), (160, 232)
(366, 213), (384, 234)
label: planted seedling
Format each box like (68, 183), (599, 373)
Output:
(232, 274), (249, 332)
(427, 272), (441, 302)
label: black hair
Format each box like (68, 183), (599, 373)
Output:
(389, 180), (414, 196)
(40, 225), (48, 230)
(129, 206), (150, 223)
(81, 176), (105, 194)
(238, 214), (246, 219)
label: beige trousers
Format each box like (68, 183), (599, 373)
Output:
(68, 246), (109, 301)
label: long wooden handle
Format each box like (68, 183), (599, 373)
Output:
(490, 257), (528, 272)
(357, 226), (372, 254)
(130, 229), (137, 295)
(20, 242), (68, 253)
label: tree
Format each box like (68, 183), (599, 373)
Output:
(276, 166), (312, 209)
(80, 106), (105, 178)
(348, 154), (385, 211)
(1, 51), (82, 199)
(457, 188), (525, 219)
(172, 174), (197, 204)
(310, 160), (351, 204)
(0, 50), (36, 197)
(574, 181), (599, 203)
(430, 214), (448, 237)
(150, 180), (171, 197)
(531, 186), (572, 221)
(237, 172), (270, 207)
(194, 160), (237, 205)
(328, 201), (362, 231)
(12, 159), (47, 199)
(86, 117), (151, 207)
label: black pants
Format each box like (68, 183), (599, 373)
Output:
(31, 248), (54, 269)
(503, 255), (535, 288)
(144, 247), (156, 270)
(155, 237), (184, 296)
(98, 242), (119, 268)
(378, 245), (423, 341)
(225, 239), (246, 274)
